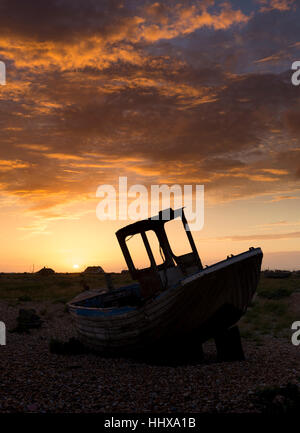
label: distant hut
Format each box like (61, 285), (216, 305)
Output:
(37, 267), (55, 276)
(83, 266), (104, 274)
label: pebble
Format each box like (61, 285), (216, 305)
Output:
(1, 300), (300, 413)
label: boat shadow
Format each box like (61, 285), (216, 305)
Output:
(127, 344), (236, 367)
(103, 340), (238, 367)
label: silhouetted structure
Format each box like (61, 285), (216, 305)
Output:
(37, 267), (55, 276)
(121, 269), (130, 276)
(83, 266), (104, 274)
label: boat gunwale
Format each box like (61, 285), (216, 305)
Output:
(67, 247), (262, 314)
(182, 247), (262, 285)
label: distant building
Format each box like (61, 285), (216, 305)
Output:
(83, 266), (104, 274)
(37, 267), (55, 276)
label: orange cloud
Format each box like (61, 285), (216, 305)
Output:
(214, 231), (300, 241)
(45, 153), (86, 161)
(16, 144), (50, 152)
(258, 0), (295, 12)
(0, 0), (299, 219)
(0, 2), (250, 72)
(270, 195), (300, 202)
(0, 159), (30, 171)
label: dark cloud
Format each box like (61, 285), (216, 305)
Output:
(284, 103), (300, 133)
(0, 0), (131, 42)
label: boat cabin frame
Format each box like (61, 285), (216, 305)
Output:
(116, 208), (203, 298)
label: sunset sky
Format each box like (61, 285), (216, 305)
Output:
(0, 0), (300, 273)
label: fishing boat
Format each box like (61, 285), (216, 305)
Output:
(68, 208), (263, 360)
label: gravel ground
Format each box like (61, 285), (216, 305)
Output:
(0, 300), (300, 413)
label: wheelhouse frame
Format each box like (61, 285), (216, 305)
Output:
(116, 208), (203, 298)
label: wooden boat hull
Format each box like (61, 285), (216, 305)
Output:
(68, 248), (262, 354)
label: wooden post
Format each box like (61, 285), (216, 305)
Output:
(214, 326), (245, 362)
